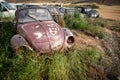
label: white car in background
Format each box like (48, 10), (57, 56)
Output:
(10, 3), (23, 10)
(0, 0), (15, 17)
(10, 3), (40, 10)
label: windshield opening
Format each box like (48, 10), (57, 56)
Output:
(1, 2), (15, 10)
(47, 7), (58, 14)
(18, 8), (53, 23)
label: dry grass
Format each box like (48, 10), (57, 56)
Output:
(97, 5), (120, 20)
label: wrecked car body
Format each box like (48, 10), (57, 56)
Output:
(10, 7), (75, 54)
(76, 6), (99, 18)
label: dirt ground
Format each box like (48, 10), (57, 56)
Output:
(97, 4), (120, 21)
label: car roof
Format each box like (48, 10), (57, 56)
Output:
(16, 6), (47, 11)
(15, 7), (49, 15)
(87, 10), (98, 13)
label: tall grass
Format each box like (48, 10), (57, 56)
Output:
(63, 13), (106, 39)
(64, 13), (89, 31)
(0, 17), (104, 80)
(67, 47), (103, 80)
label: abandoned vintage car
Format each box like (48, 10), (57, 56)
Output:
(10, 7), (75, 54)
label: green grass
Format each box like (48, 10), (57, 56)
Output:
(68, 48), (95, 80)
(0, 15), (14, 22)
(63, 13), (106, 39)
(0, 17), (105, 80)
(64, 13), (89, 30)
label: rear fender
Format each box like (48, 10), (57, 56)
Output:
(10, 34), (33, 52)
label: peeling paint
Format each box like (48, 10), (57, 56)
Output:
(34, 31), (43, 39)
(47, 23), (59, 35)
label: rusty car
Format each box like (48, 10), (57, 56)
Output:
(10, 7), (75, 54)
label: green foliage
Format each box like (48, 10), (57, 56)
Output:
(67, 50), (87, 80)
(86, 26), (106, 39)
(85, 18), (106, 39)
(88, 18), (106, 27)
(0, 21), (15, 80)
(64, 13), (89, 31)
(67, 47), (102, 80)
(48, 53), (68, 80)
(64, 13), (106, 39)
(0, 16), (14, 22)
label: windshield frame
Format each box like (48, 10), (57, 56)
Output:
(16, 7), (53, 23)
(1, 1), (15, 10)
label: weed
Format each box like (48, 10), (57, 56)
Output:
(67, 47), (102, 80)
(64, 13), (106, 39)
(64, 13), (89, 31)
(48, 53), (68, 80)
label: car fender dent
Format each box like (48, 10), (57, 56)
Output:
(10, 34), (33, 51)
(34, 31), (43, 39)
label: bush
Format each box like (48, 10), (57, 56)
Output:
(67, 47), (103, 80)
(0, 16), (14, 22)
(0, 47), (103, 80)
(64, 13), (89, 31)
(64, 13), (106, 39)
(48, 53), (68, 80)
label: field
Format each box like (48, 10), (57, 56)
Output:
(97, 5), (120, 20)
(0, 2), (120, 80)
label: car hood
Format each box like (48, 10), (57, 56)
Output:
(17, 21), (64, 53)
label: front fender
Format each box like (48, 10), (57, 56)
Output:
(10, 34), (33, 52)
(63, 28), (75, 48)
